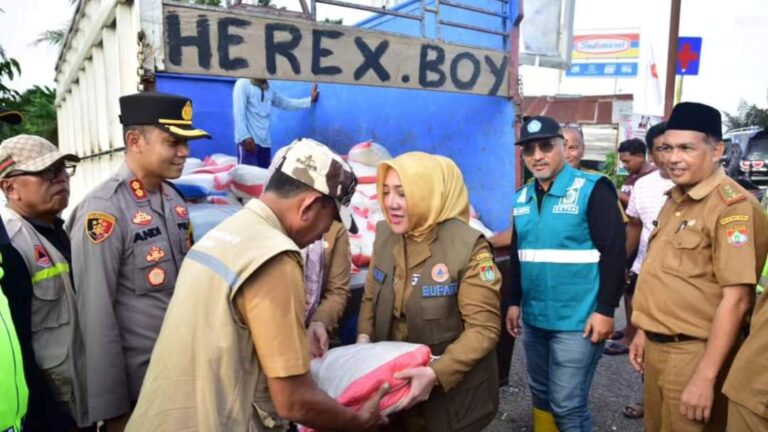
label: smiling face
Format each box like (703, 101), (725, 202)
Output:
(522, 138), (566, 185)
(382, 168), (409, 234)
(127, 126), (190, 180)
(659, 130), (723, 189)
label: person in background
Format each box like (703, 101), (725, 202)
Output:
(618, 138), (656, 208)
(233, 78), (319, 168)
(127, 138), (387, 432)
(357, 151), (501, 432)
(629, 102), (768, 431)
(68, 92), (208, 431)
(506, 116), (626, 431)
(563, 126), (586, 169)
(0, 106), (28, 432)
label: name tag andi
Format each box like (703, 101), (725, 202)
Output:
(372, 267), (387, 283)
(421, 283), (459, 298)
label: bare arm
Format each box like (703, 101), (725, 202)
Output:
(625, 217), (642, 257)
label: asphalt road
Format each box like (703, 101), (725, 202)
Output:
(485, 303), (644, 432)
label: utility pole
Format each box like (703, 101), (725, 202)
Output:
(664, 0), (681, 118)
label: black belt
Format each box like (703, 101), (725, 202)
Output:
(645, 331), (701, 344)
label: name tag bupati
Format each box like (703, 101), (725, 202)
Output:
(421, 283), (459, 297)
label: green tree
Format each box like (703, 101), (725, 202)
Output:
(724, 99), (768, 130)
(0, 86), (58, 144)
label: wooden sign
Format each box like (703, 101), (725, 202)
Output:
(163, 4), (510, 97)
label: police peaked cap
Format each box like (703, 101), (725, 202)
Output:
(119, 92), (211, 140)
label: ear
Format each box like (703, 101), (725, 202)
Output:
(1, 179), (19, 201)
(124, 129), (145, 152)
(713, 141), (725, 161)
(297, 192), (323, 222)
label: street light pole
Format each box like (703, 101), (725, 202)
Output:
(664, 0), (681, 118)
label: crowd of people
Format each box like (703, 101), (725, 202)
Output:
(0, 91), (767, 432)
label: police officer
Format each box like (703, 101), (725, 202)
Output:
(0, 135), (88, 429)
(629, 102), (768, 431)
(127, 138), (387, 431)
(68, 92), (210, 431)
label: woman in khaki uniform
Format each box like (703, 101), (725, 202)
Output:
(357, 152), (501, 432)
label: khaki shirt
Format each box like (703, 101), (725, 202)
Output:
(310, 221), (351, 331)
(724, 291), (768, 418)
(235, 252), (311, 378)
(632, 168), (768, 338)
(358, 228), (501, 390)
(68, 162), (192, 421)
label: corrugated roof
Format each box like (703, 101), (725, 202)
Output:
(523, 94), (633, 125)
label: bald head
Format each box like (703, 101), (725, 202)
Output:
(563, 127), (585, 168)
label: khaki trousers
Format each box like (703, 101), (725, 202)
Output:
(644, 339), (729, 432)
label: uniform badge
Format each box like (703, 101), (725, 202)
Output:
(720, 215), (750, 225)
(129, 179), (147, 201)
(431, 263), (450, 283)
(479, 262), (497, 283)
(726, 225), (749, 248)
(86, 212), (116, 244)
(182, 100), (193, 121)
(132, 210), (153, 226)
(175, 205), (189, 219)
(147, 266), (166, 287)
(411, 273), (421, 286)
(718, 184), (745, 205)
(145, 246), (166, 263)
(527, 120), (542, 133)
(34, 245), (51, 267)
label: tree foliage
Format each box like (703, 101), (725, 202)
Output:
(724, 99), (768, 130)
(0, 86), (58, 144)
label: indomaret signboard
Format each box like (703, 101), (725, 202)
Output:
(163, 4), (510, 97)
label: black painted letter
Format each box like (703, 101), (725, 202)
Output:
(484, 55), (508, 96)
(450, 52), (481, 90)
(312, 29), (343, 76)
(166, 13), (212, 69)
(418, 44), (446, 88)
(217, 17), (250, 71)
(353, 37), (390, 82)
(265, 23), (302, 75)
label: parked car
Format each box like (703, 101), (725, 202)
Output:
(738, 127), (768, 189)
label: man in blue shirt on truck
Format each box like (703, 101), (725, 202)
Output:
(232, 78), (318, 167)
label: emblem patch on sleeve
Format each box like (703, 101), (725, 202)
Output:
(86, 212), (116, 244)
(726, 225), (749, 248)
(479, 261), (497, 283)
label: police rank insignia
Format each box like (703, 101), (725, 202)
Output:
(726, 225), (749, 248)
(147, 266), (166, 287)
(86, 212), (116, 244)
(129, 179), (147, 201)
(132, 210), (153, 226)
(34, 245), (51, 267)
(145, 246), (166, 263)
(175, 205), (189, 219)
(431, 263), (450, 283)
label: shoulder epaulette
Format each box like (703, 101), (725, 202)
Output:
(718, 183), (746, 205)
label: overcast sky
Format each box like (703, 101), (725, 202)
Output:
(1, 0), (766, 115)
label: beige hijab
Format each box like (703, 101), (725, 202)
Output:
(377, 152), (470, 242)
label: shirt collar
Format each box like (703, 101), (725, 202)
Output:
(668, 167), (726, 203)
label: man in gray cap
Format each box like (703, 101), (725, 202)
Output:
(127, 138), (388, 432)
(629, 102), (768, 431)
(0, 134), (90, 430)
(67, 92), (210, 431)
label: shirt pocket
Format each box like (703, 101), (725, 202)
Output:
(661, 227), (711, 278)
(420, 293), (463, 345)
(133, 240), (175, 295)
(31, 276), (70, 331)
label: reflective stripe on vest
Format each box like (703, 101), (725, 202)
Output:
(30, 262), (70, 284)
(185, 249), (239, 290)
(518, 249), (600, 264)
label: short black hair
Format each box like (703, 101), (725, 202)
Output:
(618, 138), (647, 156)
(265, 169), (316, 198)
(122, 125), (153, 145)
(645, 122), (667, 151)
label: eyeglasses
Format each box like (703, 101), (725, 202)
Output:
(522, 140), (555, 157)
(6, 162), (77, 181)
